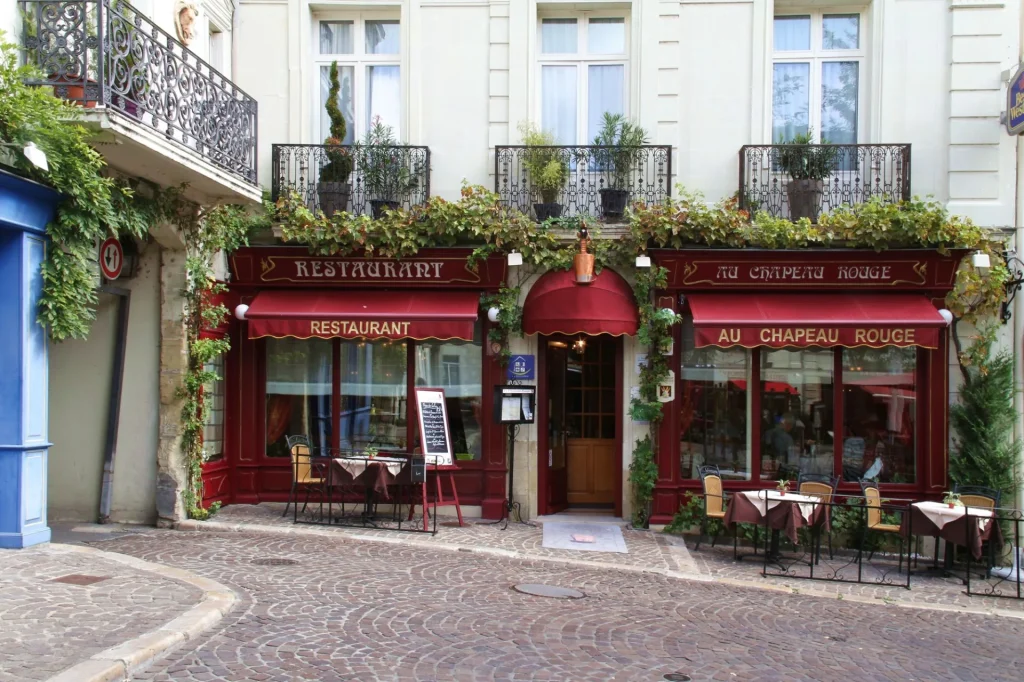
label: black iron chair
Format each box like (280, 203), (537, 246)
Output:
(797, 473), (840, 561)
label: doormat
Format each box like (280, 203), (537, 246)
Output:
(541, 522), (627, 553)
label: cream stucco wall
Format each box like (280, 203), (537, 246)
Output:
(48, 244), (162, 524)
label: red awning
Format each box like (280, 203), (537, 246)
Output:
(687, 293), (945, 349)
(522, 268), (638, 336)
(246, 290), (479, 341)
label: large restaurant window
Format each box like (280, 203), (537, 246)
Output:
(265, 338), (333, 457)
(760, 348), (834, 481)
(264, 322), (483, 460)
(679, 346), (750, 481)
(678, 333), (921, 485)
(841, 347), (916, 483)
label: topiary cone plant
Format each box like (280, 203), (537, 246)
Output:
(776, 129), (839, 223)
(318, 61), (353, 217)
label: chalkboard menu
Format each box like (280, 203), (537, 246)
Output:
(415, 388), (453, 466)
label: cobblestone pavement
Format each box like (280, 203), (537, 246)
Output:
(0, 543), (202, 681)
(96, 530), (1024, 682)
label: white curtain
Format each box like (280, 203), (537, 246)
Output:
(319, 65), (355, 144)
(541, 18), (577, 53)
(366, 20), (400, 55)
(772, 63), (809, 142)
(821, 61), (858, 144)
(541, 65), (577, 144)
(588, 18), (625, 54)
(367, 65), (401, 137)
(319, 21), (354, 54)
(587, 64), (624, 141)
(774, 16), (810, 51)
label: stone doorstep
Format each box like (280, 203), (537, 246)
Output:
(40, 545), (236, 682)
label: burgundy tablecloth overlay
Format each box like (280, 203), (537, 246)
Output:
(330, 459), (401, 499)
(723, 492), (829, 545)
(900, 504), (1002, 561)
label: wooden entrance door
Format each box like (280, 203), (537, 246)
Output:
(564, 336), (617, 507)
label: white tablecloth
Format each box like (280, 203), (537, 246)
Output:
(334, 457), (405, 479)
(738, 490), (821, 522)
(913, 501), (993, 531)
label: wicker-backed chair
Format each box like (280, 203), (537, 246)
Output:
(952, 485), (1001, 572)
(283, 438), (327, 519)
(798, 473), (840, 561)
(695, 465), (730, 550)
(859, 480), (905, 571)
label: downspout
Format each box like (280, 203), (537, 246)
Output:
(98, 285), (131, 524)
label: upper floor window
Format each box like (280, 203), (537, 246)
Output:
(538, 13), (628, 145)
(316, 15), (401, 144)
(772, 13), (862, 144)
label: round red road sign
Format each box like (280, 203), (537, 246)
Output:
(99, 237), (123, 280)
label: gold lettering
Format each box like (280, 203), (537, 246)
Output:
(337, 261), (349, 278)
(384, 262), (398, 279)
(760, 328), (771, 343)
(906, 329), (915, 344)
(367, 262), (381, 278)
(432, 262), (443, 278)
(323, 262), (336, 277)
(351, 262), (365, 279)
(855, 329), (866, 344)
(295, 261), (310, 278)
(330, 321), (340, 335)
(398, 262), (413, 279)
(369, 321), (380, 336)
(311, 261), (323, 277)
(310, 321), (320, 334)
(402, 322), (410, 335)
(415, 262), (430, 278)
(718, 328), (732, 344)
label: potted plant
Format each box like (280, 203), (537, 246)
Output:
(518, 122), (568, 222)
(22, 6), (99, 108)
(775, 129), (839, 222)
(359, 116), (421, 219)
(777, 479), (791, 496)
(591, 112), (649, 220)
(317, 61), (353, 217)
(363, 445), (379, 460)
(942, 491), (963, 509)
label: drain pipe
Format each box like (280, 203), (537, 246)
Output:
(98, 284), (131, 524)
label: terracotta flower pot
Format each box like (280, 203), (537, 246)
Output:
(50, 75), (98, 108)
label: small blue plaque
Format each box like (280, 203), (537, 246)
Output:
(506, 354), (535, 381)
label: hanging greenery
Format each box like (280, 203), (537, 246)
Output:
(0, 33), (160, 341)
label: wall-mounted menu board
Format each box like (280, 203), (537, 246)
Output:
(415, 388), (453, 466)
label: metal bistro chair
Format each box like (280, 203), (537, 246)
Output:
(859, 480), (905, 572)
(282, 435), (327, 519)
(953, 484), (1001, 573)
(798, 473), (840, 561)
(694, 465), (731, 551)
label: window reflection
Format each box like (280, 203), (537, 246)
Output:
(416, 334), (483, 461)
(265, 338), (333, 457)
(842, 348), (916, 483)
(339, 340), (408, 452)
(680, 347), (750, 480)
(760, 348), (834, 480)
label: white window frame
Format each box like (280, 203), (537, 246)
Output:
(312, 12), (402, 144)
(771, 10), (865, 144)
(536, 9), (631, 146)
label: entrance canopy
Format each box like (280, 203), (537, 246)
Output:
(246, 290), (479, 341)
(522, 268), (638, 336)
(686, 293), (946, 349)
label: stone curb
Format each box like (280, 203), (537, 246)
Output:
(176, 518), (1024, 622)
(43, 544), (237, 682)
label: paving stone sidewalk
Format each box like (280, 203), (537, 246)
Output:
(0, 543), (204, 681)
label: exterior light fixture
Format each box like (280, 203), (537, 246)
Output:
(938, 308), (954, 326)
(573, 223), (595, 285)
(507, 250), (522, 267)
(487, 306), (500, 323)
(1000, 249), (1024, 323)
(234, 303), (249, 320)
(0, 141), (48, 171)
(971, 251), (991, 272)
(636, 254), (651, 268)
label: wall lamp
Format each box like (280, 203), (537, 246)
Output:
(1000, 249), (1024, 323)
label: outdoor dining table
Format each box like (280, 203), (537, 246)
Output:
(724, 490), (829, 558)
(327, 456), (408, 522)
(901, 501), (1002, 563)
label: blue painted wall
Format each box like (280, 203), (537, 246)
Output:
(0, 169), (61, 549)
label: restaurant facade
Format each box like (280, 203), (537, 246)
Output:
(204, 243), (972, 525)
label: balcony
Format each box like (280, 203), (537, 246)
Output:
(272, 144), (430, 218)
(21, 0), (258, 202)
(495, 145), (672, 222)
(738, 144), (911, 221)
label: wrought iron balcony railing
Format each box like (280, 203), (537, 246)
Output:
(21, 0), (258, 185)
(738, 144), (911, 221)
(495, 145), (672, 221)
(272, 144), (430, 218)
